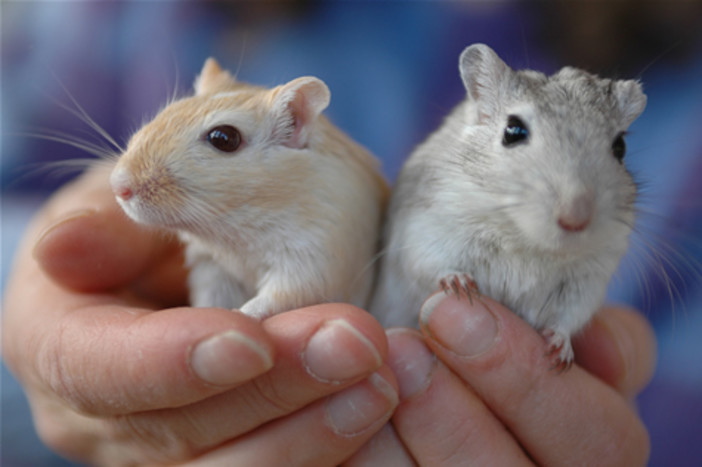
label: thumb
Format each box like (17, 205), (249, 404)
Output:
(33, 205), (186, 299)
(31, 165), (187, 301)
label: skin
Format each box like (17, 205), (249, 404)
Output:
(347, 298), (655, 466)
(3, 166), (655, 465)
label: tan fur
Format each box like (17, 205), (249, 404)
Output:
(111, 58), (388, 317)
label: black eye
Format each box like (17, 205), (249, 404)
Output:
(206, 125), (242, 153)
(503, 116), (529, 146)
(612, 133), (626, 162)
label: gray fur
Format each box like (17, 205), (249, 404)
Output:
(370, 44), (647, 368)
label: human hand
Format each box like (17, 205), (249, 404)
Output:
(2, 166), (398, 465)
(346, 292), (656, 466)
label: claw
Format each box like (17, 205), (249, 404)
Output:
(542, 328), (574, 373)
(450, 276), (461, 296)
(438, 273), (479, 303)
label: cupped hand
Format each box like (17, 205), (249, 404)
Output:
(2, 166), (398, 465)
(347, 291), (656, 466)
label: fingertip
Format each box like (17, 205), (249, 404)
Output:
(386, 328), (436, 401)
(418, 289), (565, 378)
(33, 209), (97, 254)
(325, 365), (399, 437)
(32, 208), (97, 266)
(419, 290), (501, 360)
(33, 205), (169, 292)
(189, 326), (275, 387)
(266, 302), (390, 369)
(302, 317), (383, 383)
(574, 306), (657, 397)
(168, 307), (276, 389)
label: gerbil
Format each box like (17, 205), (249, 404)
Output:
(111, 58), (388, 319)
(370, 44), (647, 370)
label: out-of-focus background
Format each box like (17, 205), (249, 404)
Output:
(2, 2), (701, 465)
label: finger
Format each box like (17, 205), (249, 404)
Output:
(384, 329), (531, 466)
(106, 304), (388, 462)
(34, 206), (187, 303)
(188, 367), (398, 467)
(573, 305), (657, 398)
(419, 291), (651, 466)
(30, 305), (275, 415)
(344, 423), (416, 467)
(31, 166), (187, 300)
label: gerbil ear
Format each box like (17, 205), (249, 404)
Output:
(272, 76), (330, 149)
(614, 80), (647, 126)
(459, 44), (511, 122)
(194, 58), (234, 95)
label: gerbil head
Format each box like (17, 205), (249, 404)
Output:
(451, 44), (647, 257)
(110, 58), (331, 237)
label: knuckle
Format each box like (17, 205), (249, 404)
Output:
(35, 322), (100, 415)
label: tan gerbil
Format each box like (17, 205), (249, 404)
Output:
(111, 58), (388, 319)
(371, 44), (647, 370)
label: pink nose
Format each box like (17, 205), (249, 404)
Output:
(558, 216), (590, 232)
(110, 167), (134, 201)
(114, 185), (133, 200)
(557, 192), (594, 233)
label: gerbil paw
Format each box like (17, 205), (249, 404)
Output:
(439, 273), (479, 302)
(233, 308), (266, 322)
(541, 329), (574, 373)
(239, 298), (275, 321)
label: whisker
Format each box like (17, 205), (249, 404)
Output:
(635, 41), (681, 80)
(168, 50), (182, 107)
(233, 32), (249, 80)
(626, 223), (702, 325)
(11, 157), (114, 189)
(48, 71), (124, 152)
(17, 129), (117, 160)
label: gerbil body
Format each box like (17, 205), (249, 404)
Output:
(371, 44), (647, 368)
(111, 59), (387, 319)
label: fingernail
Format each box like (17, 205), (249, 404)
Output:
(386, 329), (435, 400)
(303, 319), (382, 383)
(420, 291), (498, 357)
(326, 372), (398, 437)
(190, 330), (274, 386)
(33, 209), (97, 259)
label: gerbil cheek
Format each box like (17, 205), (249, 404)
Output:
(510, 208), (552, 247)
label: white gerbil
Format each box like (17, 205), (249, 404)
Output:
(370, 44), (647, 370)
(111, 58), (388, 320)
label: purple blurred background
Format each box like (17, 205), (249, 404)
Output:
(2, 2), (701, 465)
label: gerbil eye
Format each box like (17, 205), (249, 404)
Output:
(207, 125), (242, 153)
(503, 116), (529, 146)
(612, 133), (626, 162)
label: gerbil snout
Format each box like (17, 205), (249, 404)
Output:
(110, 166), (134, 201)
(556, 190), (595, 233)
(109, 160), (182, 227)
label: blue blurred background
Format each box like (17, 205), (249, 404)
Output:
(2, 2), (701, 465)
